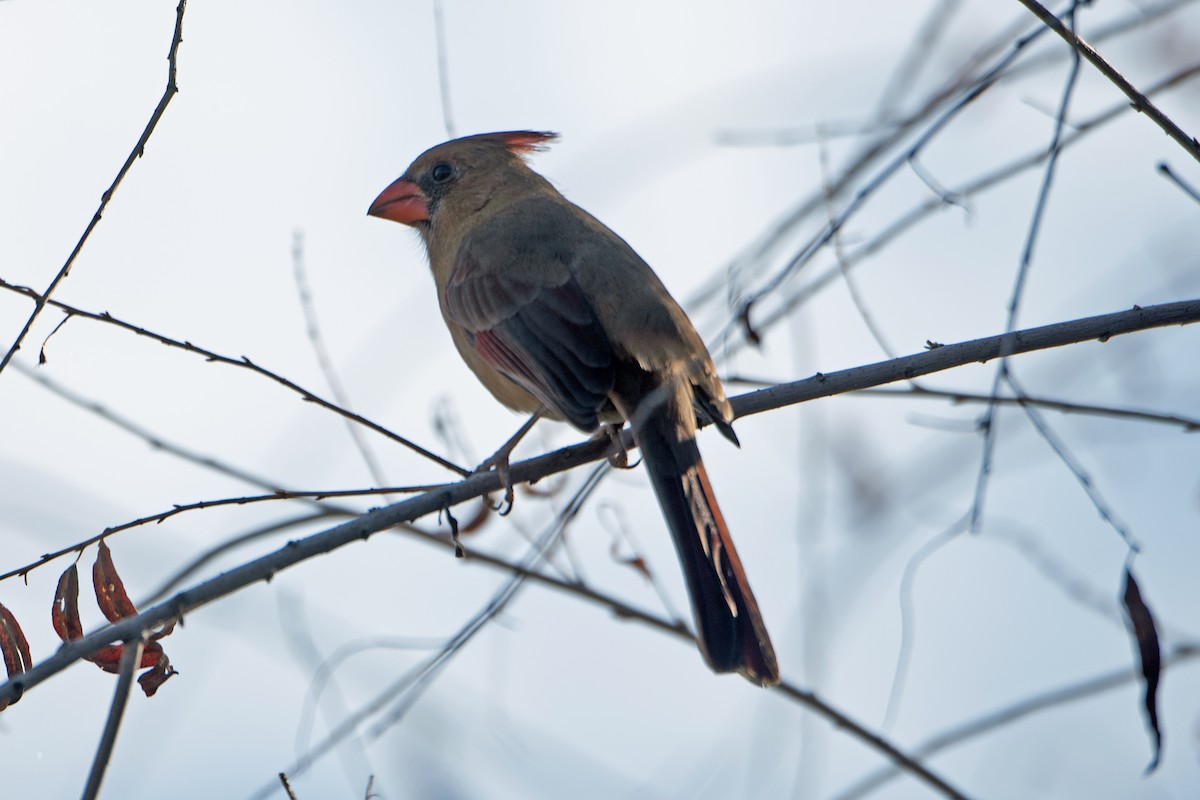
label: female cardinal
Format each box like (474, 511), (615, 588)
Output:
(368, 131), (779, 686)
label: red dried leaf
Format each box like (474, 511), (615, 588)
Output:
(0, 602), (32, 677)
(93, 541), (139, 623)
(0, 602), (34, 709)
(136, 648), (178, 697)
(49, 546), (179, 698)
(52, 564), (83, 642)
(88, 645), (127, 674)
(1122, 566), (1163, 773)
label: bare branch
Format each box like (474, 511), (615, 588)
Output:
(12, 360), (306, 494)
(853, 386), (1200, 432)
(81, 636), (146, 800)
(0, 1), (188, 378)
(834, 643), (1200, 800)
(432, 0), (456, 138)
(1007, 371), (1138, 549)
(731, 61), (1200, 344)
(1158, 161), (1200, 204)
(972, 4), (1084, 531)
(731, 300), (1200, 419)
(278, 773), (298, 800)
(0, 278), (468, 477)
(292, 230), (390, 488)
(0, 485), (442, 585)
(1015, 0), (1200, 163)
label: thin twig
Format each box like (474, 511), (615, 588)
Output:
(833, 643), (1200, 800)
(1006, 371), (1139, 549)
(0, 1), (187, 378)
(729, 12), (1063, 347)
(1157, 162), (1200, 204)
(293, 631), (445, 771)
(81, 636), (147, 800)
(873, 0), (964, 126)
(884, 519), (969, 730)
(292, 230), (390, 488)
(432, 0), (456, 138)
(972, 5), (1083, 531)
(776, 680), (971, 800)
(1015, 0), (1200, 163)
(853, 385), (1200, 432)
(12, 360), (314, 495)
(278, 773), (298, 800)
(263, 464), (609, 799)
(0, 485), (445, 584)
(817, 129), (898, 359)
(733, 62), (1200, 345)
(143, 511), (343, 605)
(731, 300), (1200, 419)
(0, 278), (468, 477)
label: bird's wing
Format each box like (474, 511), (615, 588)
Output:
(445, 234), (615, 432)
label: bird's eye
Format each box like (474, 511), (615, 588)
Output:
(430, 162), (454, 183)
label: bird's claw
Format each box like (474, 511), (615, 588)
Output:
(475, 453), (515, 516)
(601, 424), (631, 469)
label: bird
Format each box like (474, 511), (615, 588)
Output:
(368, 131), (779, 686)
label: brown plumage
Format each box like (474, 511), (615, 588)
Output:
(369, 131), (779, 686)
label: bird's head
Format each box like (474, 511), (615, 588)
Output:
(368, 131), (559, 230)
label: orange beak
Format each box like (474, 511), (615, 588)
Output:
(368, 177), (430, 225)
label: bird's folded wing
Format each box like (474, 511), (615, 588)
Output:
(446, 267), (615, 431)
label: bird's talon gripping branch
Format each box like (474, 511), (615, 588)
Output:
(599, 423), (630, 469)
(493, 457), (514, 516)
(473, 411), (542, 516)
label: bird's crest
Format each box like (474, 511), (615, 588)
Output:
(489, 131), (560, 158)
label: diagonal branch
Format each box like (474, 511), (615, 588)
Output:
(833, 642), (1200, 800)
(1015, 0), (1200, 162)
(81, 635), (146, 800)
(0, 278), (468, 477)
(0, 1), (188, 378)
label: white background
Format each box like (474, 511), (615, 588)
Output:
(1, 1), (1199, 798)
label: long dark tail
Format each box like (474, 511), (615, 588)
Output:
(630, 383), (780, 687)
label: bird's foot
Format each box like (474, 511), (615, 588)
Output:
(475, 450), (515, 516)
(476, 412), (542, 515)
(598, 423), (632, 469)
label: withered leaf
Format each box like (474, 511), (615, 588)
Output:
(93, 541), (139, 623)
(1122, 566), (1162, 773)
(48, 545), (178, 698)
(0, 602), (33, 710)
(137, 648), (178, 697)
(52, 564), (83, 642)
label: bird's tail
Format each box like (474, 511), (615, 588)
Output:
(630, 382), (780, 687)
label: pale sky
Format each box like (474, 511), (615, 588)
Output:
(2, 1), (1199, 798)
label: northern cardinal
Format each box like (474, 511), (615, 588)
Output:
(369, 131), (779, 686)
